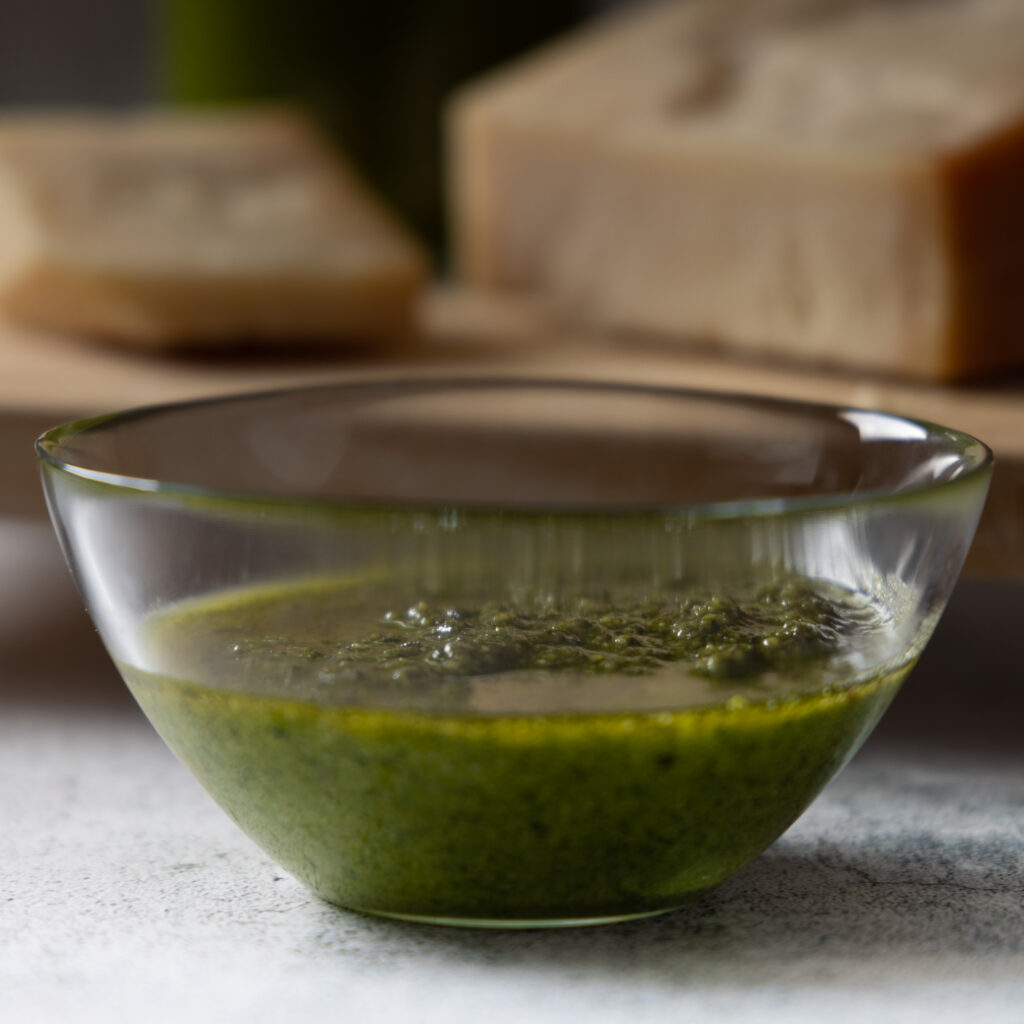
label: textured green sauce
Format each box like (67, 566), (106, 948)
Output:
(122, 577), (911, 924)
(233, 580), (856, 685)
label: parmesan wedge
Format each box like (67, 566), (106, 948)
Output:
(450, 0), (1024, 380)
(0, 111), (427, 347)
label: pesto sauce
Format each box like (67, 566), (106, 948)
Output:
(235, 580), (855, 685)
(122, 577), (911, 925)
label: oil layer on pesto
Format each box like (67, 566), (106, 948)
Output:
(240, 580), (850, 680)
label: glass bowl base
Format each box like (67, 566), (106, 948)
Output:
(359, 906), (680, 929)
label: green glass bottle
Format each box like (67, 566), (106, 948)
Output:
(159, 0), (582, 253)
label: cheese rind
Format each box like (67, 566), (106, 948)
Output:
(0, 111), (427, 346)
(449, 0), (1024, 380)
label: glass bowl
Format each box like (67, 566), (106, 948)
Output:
(37, 379), (991, 928)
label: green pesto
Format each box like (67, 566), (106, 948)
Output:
(232, 580), (854, 684)
(122, 578), (911, 925)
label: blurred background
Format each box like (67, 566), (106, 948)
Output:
(0, 0), (598, 251)
(0, 1), (152, 108)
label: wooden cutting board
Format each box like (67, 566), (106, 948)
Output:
(5, 287), (1021, 577)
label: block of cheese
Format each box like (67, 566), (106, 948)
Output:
(0, 111), (427, 347)
(450, 0), (1024, 381)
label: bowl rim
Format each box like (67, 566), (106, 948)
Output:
(35, 376), (994, 522)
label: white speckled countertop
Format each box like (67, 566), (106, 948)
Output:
(3, 522), (1023, 1024)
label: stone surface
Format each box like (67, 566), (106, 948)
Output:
(3, 579), (1023, 1024)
